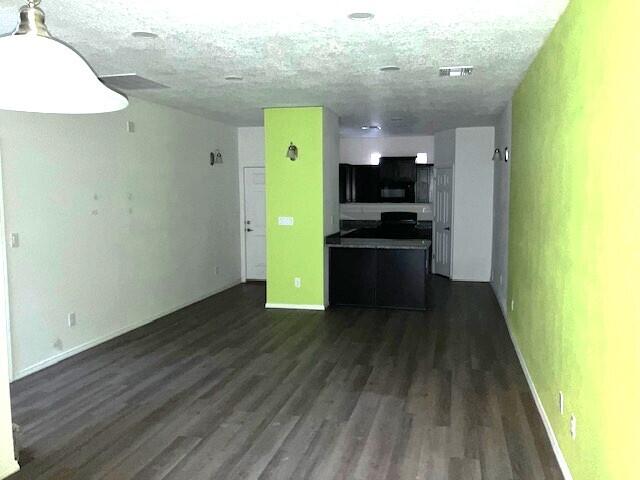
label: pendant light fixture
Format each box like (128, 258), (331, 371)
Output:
(0, 0), (128, 114)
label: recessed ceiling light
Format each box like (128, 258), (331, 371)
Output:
(348, 12), (375, 20)
(131, 31), (158, 39)
(362, 125), (381, 130)
(361, 126), (370, 130)
(439, 66), (474, 77)
(224, 75), (243, 81)
(380, 66), (400, 72)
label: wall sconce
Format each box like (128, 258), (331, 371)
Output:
(492, 147), (509, 162)
(210, 149), (223, 166)
(286, 142), (298, 161)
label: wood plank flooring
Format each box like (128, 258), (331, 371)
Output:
(8, 279), (563, 480)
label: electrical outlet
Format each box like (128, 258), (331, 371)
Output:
(294, 277), (301, 288)
(68, 312), (76, 328)
(559, 391), (564, 415)
(510, 299), (515, 312)
(570, 414), (577, 440)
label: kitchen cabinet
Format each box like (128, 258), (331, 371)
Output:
(329, 245), (428, 310)
(328, 248), (377, 306)
(339, 164), (351, 203)
(340, 164), (379, 203)
(379, 157), (417, 182)
(376, 249), (427, 309)
(415, 164), (434, 203)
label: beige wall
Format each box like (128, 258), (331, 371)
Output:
(0, 319), (18, 478)
(0, 159), (17, 477)
(0, 98), (241, 379)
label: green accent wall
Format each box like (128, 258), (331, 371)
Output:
(509, 0), (639, 478)
(265, 107), (325, 306)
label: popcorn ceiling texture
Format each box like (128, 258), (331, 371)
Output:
(0, 0), (568, 135)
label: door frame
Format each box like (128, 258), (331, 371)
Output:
(241, 166), (266, 282)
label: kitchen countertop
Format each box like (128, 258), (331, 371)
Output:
(326, 232), (431, 250)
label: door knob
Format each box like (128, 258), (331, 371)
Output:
(444, 227), (450, 231)
(246, 228), (253, 232)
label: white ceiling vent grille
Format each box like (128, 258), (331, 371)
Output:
(439, 66), (474, 77)
(99, 73), (169, 90)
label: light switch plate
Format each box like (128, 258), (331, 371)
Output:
(278, 216), (294, 226)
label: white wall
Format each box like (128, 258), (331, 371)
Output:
(491, 103), (512, 313)
(434, 129), (456, 168)
(451, 127), (495, 282)
(340, 203), (433, 222)
(322, 109), (340, 306)
(237, 127), (266, 281)
(340, 135), (434, 165)
(0, 156), (18, 477)
(0, 98), (241, 379)
(0, 314), (17, 477)
(323, 110), (340, 236)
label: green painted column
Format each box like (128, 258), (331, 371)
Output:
(264, 107), (326, 308)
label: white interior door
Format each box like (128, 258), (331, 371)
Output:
(434, 167), (453, 277)
(244, 167), (266, 280)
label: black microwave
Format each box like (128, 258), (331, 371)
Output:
(379, 181), (415, 203)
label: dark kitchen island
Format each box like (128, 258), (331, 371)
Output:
(326, 233), (431, 310)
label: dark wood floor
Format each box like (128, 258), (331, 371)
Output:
(9, 279), (562, 480)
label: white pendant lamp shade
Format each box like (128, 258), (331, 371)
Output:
(0, 2), (128, 114)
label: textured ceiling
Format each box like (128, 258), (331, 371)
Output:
(0, 0), (568, 136)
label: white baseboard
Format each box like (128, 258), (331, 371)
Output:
(0, 459), (20, 479)
(491, 281), (509, 320)
(452, 276), (492, 282)
(13, 279), (241, 381)
(500, 305), (573, 480)
(265, 303), (325, 311)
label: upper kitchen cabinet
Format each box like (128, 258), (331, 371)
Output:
(340, 164), (380, 203)
(340, 158), (434, 204)
(415, 164), (434, 204)
(379, 157), (417, 182)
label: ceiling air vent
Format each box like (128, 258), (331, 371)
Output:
(439, 66), (474, 77)
(99, 73), (169, 90)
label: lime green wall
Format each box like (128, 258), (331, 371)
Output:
(509, 0), (640, 478)
(265, 107), (325, 306)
